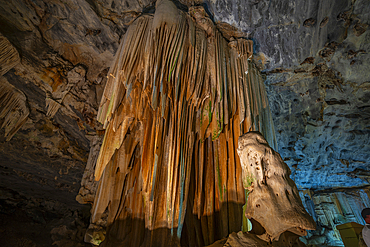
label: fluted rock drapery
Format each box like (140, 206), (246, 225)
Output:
(0, 77), (29, 141)
(0, 33), (27, 141)
(88, 0), (277, 246)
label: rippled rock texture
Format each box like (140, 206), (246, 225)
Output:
(235, 131), (315, 245)
(225, 0), (370, 190)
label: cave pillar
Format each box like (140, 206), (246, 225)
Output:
(85, 1), (277, 246)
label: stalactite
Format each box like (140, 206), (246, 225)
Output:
(0, 33), (20, 76)
(0, 34), (27, 140)
(46, 97), (62, 117)
(0, 77), (29, 141)
(88, 1), (277, 246)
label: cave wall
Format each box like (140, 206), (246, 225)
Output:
(211, 0), (370, 190)
(301, 188), (370, 246)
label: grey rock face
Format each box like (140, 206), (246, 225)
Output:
(206, 0), (370, 190)
(212, 0), (355, 70)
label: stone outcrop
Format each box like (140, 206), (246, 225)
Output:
(237, 132), (316, 242)
(206, 132), (316, 247)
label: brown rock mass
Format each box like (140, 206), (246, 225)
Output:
(237, 132), (316, 243)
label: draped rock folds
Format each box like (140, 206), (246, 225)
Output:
(0, 34), (27, 141)
(90, 0), (276, 246)
(0, 77), (29, 141)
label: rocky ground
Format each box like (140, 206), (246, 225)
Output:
(0, 186), (91, 247)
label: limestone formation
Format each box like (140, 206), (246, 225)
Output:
(0, 77), (29, 141)
(76, 135), (102, 205)
(0, 34), (27, 141)
(208, 132), (316, 247)
(209, 231), (308, 247)
(302, 188), (370, 246)
(1, 0), (370, 246)
(231, 131), (316, 245)
(88, 0), (276, 246)
(0, 34), (20, 76)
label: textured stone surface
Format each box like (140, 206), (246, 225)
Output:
(88, 3), (277, 245)
(300, 188), (370, 246)
(235, 132), (315, 245)
(0, 0), (113, 245)
(211, 0), (366, 70)
(237, 132), (315, 241)
(207, 0), (370, 190)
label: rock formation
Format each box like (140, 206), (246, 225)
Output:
(87, 0), (277, 246)
(0, 0), (369, 246)
(225, 131), (316, 246)
(207, 132), (316, 247)
(0, 34), (28, 141)
(0, 77), (29, 141)
(301, 188), (370, 246)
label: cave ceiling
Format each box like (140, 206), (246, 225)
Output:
(0, 0), (369, 219)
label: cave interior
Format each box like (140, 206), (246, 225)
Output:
(0, 0), (369, 246)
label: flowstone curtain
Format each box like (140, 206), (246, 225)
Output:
(89, 1), (277, 246)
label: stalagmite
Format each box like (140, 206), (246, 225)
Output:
(219, 131), (316, 246)
(87, 0), (277, 246)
